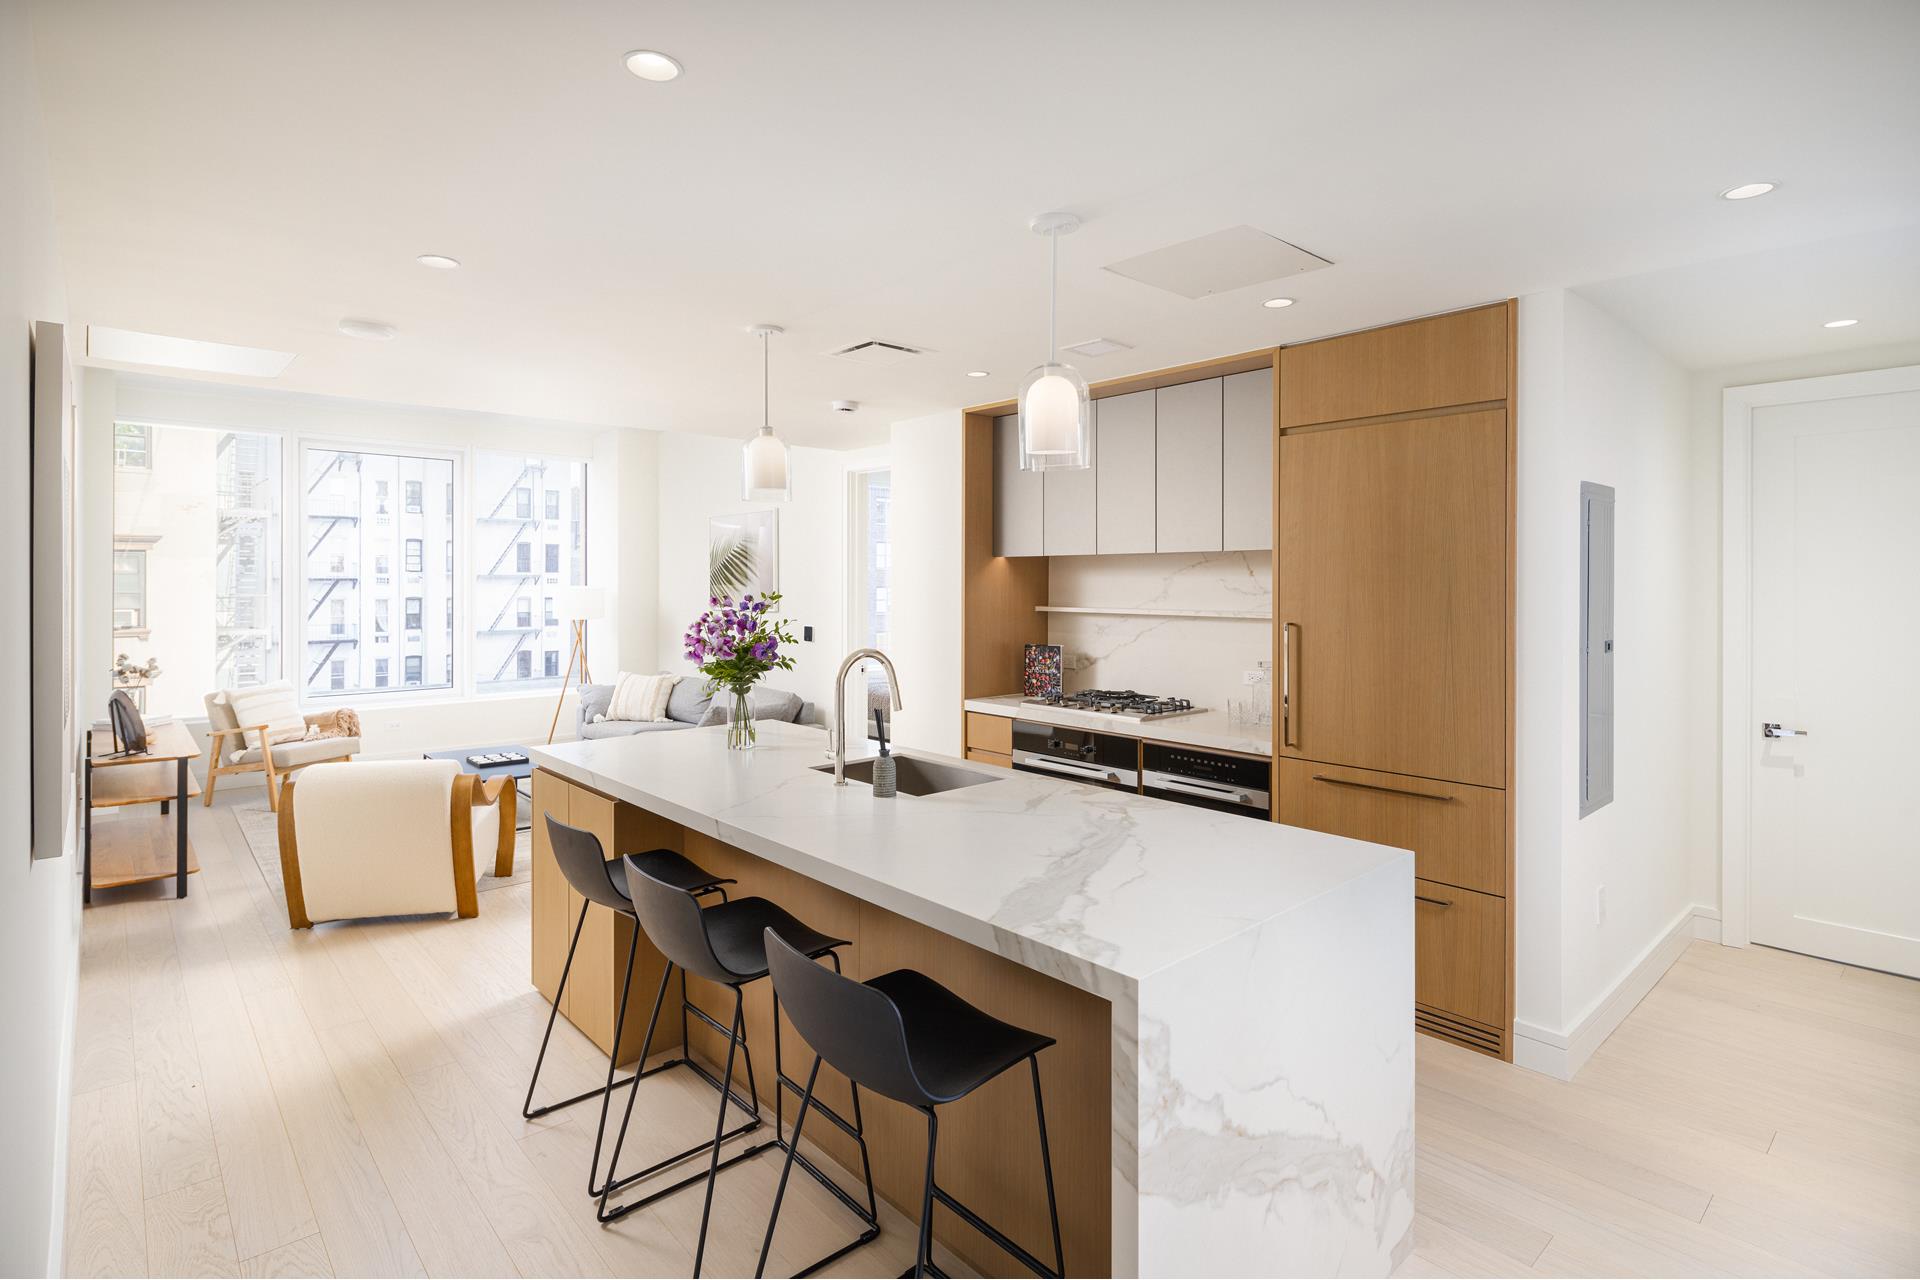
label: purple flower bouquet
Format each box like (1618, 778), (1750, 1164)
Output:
(683, 591), (799, 749)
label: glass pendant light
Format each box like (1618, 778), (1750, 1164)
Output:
(742, 323), (792, 501)
(1019, 211), (1091, 471)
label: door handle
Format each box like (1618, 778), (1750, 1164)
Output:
(1761, 723), (1810, 739)
(1415, 894), (1453, 908)
(1311, 774), (1455, 803)
(1281, 622), (1299, 748)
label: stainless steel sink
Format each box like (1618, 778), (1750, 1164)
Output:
(811, 755), (999, 797)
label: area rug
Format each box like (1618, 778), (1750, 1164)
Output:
(233, 799), (532, 911)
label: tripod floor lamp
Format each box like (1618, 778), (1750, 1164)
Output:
(548, 585), (606, 744)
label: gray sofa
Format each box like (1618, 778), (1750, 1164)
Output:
(576, 679), (815, 740)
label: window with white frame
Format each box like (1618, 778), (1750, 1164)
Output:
(847, 468), (892, 739)
(301, 445), (454, 697)
(472, 451), (588, 690)
(112, 423), (282, 718)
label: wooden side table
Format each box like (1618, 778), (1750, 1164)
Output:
(85, 720), (202, 902)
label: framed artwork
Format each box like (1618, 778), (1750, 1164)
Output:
(1024, 643), (1064, 700)
(30, 319), (77, 862)
(707, 509), (778, 600)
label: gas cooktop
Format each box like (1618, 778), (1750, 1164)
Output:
(1020, 689), (1207, 721)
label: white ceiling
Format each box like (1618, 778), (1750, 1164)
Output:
(28, 0), (1920, 447)
(1572, 223), (1920, 369)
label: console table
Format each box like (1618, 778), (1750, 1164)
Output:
(85, 720), (201, 901)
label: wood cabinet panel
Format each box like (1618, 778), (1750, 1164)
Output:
(1276, 410), (1506, 786)
(1222, 368), (1274, 551)
(964, 712), (1013, 756)
(965, 748), (1012, 769)
(1275, 759), (1504, 896)
(1154, 378), (1223, 552)
(1280, 304), (1508, 427)
(1093, 390), (1155, 554)
(530, 769), (568, 1001)
(1414, 877), (1505, 1030)
(992, 413), (1043, 557)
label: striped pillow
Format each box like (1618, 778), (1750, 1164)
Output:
(226, 682), (307, 748)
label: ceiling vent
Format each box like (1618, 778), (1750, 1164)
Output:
(1060, 337), (1132, 358)
(827, 339), (926, 366)
(1103, 225), (1333, 299)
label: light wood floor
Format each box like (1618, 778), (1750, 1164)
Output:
(63, 798), (1920, 1278)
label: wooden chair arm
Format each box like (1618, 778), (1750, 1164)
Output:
(448, 777), (481, 919)
(476, 775), (516, 877)
(276, 775), (312, 928)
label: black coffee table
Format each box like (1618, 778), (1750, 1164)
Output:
(424, 744), (534, 830)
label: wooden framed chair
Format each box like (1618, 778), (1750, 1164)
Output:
(275, 759), (514, 929)
(204, 688), (360, 811)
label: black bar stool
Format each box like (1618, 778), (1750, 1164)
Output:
(758, 928), (1064, 1280)
(522, 816), (737, 1199)
(602, 860), (880, 1279)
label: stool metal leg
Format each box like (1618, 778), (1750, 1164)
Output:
(911, 1108), (939, 1279)
(1032, 1055), (1065, 1278)
(755, 1052), (822, 1278)
(523, 899), (615, 1120)
(584, 921), (643, 1195)
(691, 988), (747, 1277)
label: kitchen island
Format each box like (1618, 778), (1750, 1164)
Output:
(529, 721), (1412, 1277)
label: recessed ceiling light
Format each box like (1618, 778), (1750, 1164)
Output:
(1262, 296), (1295, 309)
(1823, 318), (1859, 328)
(338, 318), (397, 342)
(966, 370), (990, 378)
(1719, 182), (1777, 200)
(623, 49), (683, 81)
(415, 253), (460, 269)
(86, 325), (295, 377)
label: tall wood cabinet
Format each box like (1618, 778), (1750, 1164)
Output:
(1272, 302), (1516, 1059)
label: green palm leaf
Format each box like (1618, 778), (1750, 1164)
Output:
(708, 533), (757, 598)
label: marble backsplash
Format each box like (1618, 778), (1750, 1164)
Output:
(1044, 551), (1273, 714)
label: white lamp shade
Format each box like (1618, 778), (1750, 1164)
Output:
(742, 428), (792, 500)
(1018, 362), (1091, 470)
(556, 585), (607, 621)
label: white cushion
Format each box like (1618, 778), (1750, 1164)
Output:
(226, 682), (306, 747)
(204, 691), (240, 734)
(292, 760), (458, 921)
(229, 736), (359, 767)
(606, 672), (678, 723)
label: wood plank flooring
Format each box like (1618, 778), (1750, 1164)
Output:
(63, 798), (1920, 1278)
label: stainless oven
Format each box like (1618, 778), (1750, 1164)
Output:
(1011, 720), (1140, 792)
(1141, 742), (1270, 817)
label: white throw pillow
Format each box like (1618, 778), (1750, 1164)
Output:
(607, 672), (679, 723)
(226, 682), (307, 748)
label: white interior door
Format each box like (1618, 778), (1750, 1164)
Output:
(1748, 387), (1920, 977)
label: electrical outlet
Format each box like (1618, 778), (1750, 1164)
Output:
(1243, 669), (1263, 685)
(802, 625), (813, 642)
(1596, 885), (1607, 925)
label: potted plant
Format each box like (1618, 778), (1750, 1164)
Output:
(683, 592), (799, 750)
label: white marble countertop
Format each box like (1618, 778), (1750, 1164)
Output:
(963, 693), (1274, 757)
(531, 721), (1394, 995)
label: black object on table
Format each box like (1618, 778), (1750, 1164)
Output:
(424, 743), (534, 830)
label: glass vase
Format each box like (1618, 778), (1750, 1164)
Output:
(726, 687), (756, 750)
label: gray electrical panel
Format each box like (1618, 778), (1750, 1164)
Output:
(1580, 482), (1615, 816)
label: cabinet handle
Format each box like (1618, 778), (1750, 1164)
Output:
(1281, 622), (1299, 748)
(1415, 894), (1453, 908)
(1310, 774), (1454, 803)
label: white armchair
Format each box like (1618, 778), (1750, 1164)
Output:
(204, 684), (360, 810)
(275, 759), (511, 929)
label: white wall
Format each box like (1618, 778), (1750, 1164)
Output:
(1514, 288), (1700, 1074)
(886, 409), (966, 753)
(653, 431), (887, 723)
(89, 375), (661, 764)
(0, 6), (84, 1271)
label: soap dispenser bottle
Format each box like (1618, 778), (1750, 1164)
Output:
(870, 708), (897, 798)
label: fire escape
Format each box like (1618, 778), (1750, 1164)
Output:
(305, 453), (360, 683)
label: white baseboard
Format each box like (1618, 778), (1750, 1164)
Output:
(1513, 903), (1715, 1080)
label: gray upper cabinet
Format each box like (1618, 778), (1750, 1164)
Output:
(1095, 390), (1156, 554)
(992, 414), (1044, 557)
(1154, 378), (1224, 553)
(1043, 429), (1097, 556)
(1221, 369), (1274, 551)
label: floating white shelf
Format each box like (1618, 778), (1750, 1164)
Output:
(1034, 604), (1272, 620)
